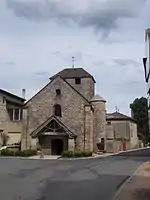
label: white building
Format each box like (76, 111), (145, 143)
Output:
(143, 28), (150, 129)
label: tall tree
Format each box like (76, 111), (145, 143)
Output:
(130, 97), (149, 142)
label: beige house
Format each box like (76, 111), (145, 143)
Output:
(0, 67), (139, 154)
(0, 89), (25, 146)
(106, 112), (139, 152)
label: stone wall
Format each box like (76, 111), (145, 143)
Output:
(105, 120), (138, 152)
(84, 105), (94, 151)
(129, 121), (139, 149)
(66, 77), (95, 101)
(91, 100), (106, 152)
(107, 120), (131, 140)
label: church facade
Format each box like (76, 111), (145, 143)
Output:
(21, 68), (106, 155)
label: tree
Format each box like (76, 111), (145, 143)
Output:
(130, 97), (149, 143)
(0, 132), (9, 146)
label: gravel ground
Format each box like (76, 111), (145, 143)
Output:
(115, 162), (150, 200)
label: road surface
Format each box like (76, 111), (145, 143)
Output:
(0, 148), (149, 200)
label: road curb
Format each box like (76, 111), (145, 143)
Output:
(0, 147), (148, 161)
(112, 162), (147, 200)
(58, 147), (148, 161)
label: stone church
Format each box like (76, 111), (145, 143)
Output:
(0, 67), (139, 155)
(21, 68), (106, 155)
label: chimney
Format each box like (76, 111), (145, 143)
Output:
(22, 89), (26, 99)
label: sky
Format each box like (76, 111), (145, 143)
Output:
(0, 0), (150, 115)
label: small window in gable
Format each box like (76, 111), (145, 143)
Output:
(54, 104), (62, 117)
(75, 78), (81, 84)
(56, 89), (61, 96)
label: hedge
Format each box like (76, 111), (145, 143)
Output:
(0, 149), (37, 157)
(61, 150), (92, 158)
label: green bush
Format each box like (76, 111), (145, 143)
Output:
(83, 151), (92, 157)
(16, 150), (37, 157)
(0, 149), (37, 157)
(61, 150), (74, 158)
(61, 150), (92, 158)
(0, 149), (14, 156)
(74, 151), (82, 157)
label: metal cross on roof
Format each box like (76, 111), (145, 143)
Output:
(72, 56), (75, 68)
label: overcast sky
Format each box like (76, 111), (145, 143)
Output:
(0, 0), (149, 115)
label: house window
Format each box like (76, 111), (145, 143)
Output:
(56, 89), (61, 96)
(75, 78), (81, 84)
(107, 121), (111, 125)
(54, 104), (62, 117)
(8, 108), (22, 121)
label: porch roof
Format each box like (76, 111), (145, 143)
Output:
(30, 116), (76, 138)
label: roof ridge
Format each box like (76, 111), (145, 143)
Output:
(24, 75), (91, 106)
(50, 67), (96, 83)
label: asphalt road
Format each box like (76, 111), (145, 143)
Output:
(0, 148), (150, 200)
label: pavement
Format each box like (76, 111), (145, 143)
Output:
(28, 153), (113, 160)
(29, 155), (61, 160)
(115, 162), (150, 200)
(0, 148), (149, 200)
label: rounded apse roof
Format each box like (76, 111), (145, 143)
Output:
(90, 94), (106, 102)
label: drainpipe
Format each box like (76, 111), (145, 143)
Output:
(83, 105), (86, 152)
(25, 109), (29, 150)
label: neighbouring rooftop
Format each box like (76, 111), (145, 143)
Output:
(106, 112), (135, 122)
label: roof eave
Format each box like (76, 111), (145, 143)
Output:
(0, 89), (25, 102)
(106, 118), (136, 122)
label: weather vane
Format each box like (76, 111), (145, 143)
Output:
(72, 56), (75, 68)
(115, 106), (119, 112)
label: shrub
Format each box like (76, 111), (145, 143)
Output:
(61, 150), (74, 158)
(83, 151), (92, 157)
(61, 150), (92, 158)
(0, 149), (37, 157)
(0, 149), (14, 156)
(74, 151), (82, 157)
(16, 150), (37, 157)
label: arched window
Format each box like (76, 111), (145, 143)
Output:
(54, 104), (62, 117)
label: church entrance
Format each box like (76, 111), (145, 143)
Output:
(51, 139), (64, 155)
(36, 118), (73, 155)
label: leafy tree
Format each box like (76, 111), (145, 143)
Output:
(130, 97), (149, 143)
(0, 132), (9, 146)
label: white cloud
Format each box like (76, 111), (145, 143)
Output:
(6, 0), (147, 37)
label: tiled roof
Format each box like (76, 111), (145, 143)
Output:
(0, 89), (25, 101)
(106, 112), (135, 122)
(50, 68), (96, 82)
